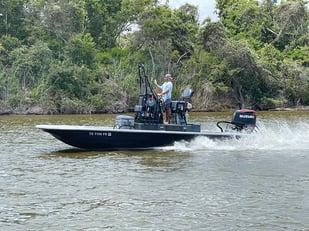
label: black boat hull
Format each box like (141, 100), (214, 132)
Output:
(36, 125), (241, 150)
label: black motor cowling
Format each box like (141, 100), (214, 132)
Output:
(217, 109), (257, 132)
(231, 109), (256, 130)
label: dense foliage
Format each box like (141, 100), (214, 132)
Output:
(0, 0), (308, 114)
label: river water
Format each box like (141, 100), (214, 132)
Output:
(1, 111), (309, 230)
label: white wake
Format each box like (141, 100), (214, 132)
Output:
(161, 119), (309, 152)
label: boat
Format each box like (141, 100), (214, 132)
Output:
(36, 65), (257, 150)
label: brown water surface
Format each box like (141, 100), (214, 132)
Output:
(1, 111), (309, 230)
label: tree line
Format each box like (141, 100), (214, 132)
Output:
(0, 0), (308, 114)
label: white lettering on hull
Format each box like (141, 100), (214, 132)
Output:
(89, 132), (112, 136)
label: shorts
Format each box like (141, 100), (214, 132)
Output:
(164, 99), (172, 111)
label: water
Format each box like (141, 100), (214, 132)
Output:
(1, 111), (309, 230)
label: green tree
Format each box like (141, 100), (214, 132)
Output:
(36, 0), (88, 43)
(134, 4), (199, 74)
(0, 0), (28, 40)
(0, 0), (308, 112)
(85, 0), (153, 50)
(8, 41), (53, 104)
(65, 33), (97, 68)
(46, 62), (91, 100)
(272, 0), (308, 51)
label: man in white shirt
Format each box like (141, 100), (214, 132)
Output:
(154, 74), (173, 124)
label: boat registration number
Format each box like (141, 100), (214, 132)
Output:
(89, 132), (112, 137)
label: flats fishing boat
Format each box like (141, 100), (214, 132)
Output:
(36, 65), (257, 150)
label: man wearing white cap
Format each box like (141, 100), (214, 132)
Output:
(154, 74), (173, 124)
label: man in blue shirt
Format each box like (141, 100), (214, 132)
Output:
(154, 74), (173, 124)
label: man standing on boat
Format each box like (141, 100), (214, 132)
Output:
(154, 73), (173, 124)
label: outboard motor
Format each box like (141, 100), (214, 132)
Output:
(217, 109), (257, 133)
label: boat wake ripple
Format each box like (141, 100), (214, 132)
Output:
(162, 120), (309, 152)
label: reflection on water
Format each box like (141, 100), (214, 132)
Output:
(1, 111), (309, 230)
(39, 148), (110, 159)
(40, 148), (191, 170)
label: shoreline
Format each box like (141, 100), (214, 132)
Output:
(1, 105), (309, 116)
